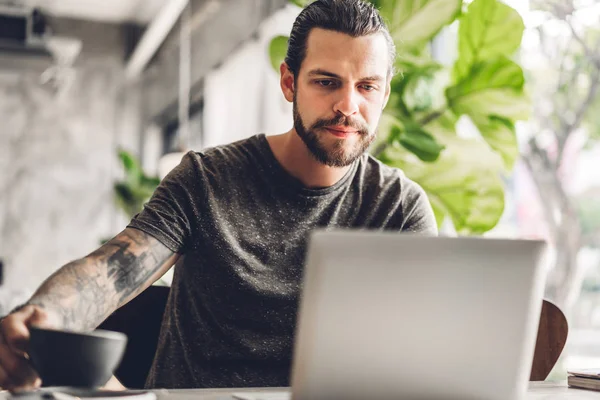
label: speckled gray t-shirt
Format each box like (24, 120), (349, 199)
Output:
(127, 134), (437, 389)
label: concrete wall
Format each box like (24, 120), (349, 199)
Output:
(0, 1), (291, 313)
(0, 18), (142, 313)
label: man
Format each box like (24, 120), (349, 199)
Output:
(0, 0), (436, 391)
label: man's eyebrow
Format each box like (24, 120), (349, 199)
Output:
(307, 69), (385, 83)
(307, 69), (341, 79)
(360, 75), (385, 83)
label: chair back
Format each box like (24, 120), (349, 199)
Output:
(98, 284), (170, 389)
(529, 299), (569, 381)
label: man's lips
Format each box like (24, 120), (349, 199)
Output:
(325, 126), (358, 137)
(327, 126), (357, 133)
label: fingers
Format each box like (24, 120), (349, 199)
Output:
(0, 306), (45, 391)
(0, 340), (39, 391)
(0, 363), (9, 388)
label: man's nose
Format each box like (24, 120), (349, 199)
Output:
(333, 87), (359, 117)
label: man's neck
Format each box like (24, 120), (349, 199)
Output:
(266, 130), (352, 189)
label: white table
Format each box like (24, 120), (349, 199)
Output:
(527, 381), (600, 399)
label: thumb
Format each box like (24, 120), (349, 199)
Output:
(2, 306), (57, 355)
(1, 306), (37, 355)
(27, 307), (59, 329)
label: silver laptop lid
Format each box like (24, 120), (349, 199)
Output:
(291, 230), (549, 400)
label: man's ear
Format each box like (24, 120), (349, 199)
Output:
(280, 63), (295, 103)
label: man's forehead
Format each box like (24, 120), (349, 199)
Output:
(302, 28), (389, 77)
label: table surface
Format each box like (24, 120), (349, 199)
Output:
(144, 382), (600, 400)
(4, 381), (600, 400)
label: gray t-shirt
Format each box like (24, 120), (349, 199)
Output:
(128, 134), (437, 389)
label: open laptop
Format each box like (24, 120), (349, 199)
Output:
(234, 229), (549, 400)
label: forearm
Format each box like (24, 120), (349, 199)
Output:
(26, 228), (177, 331)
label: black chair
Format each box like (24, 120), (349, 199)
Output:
(97, 284), (170, 389)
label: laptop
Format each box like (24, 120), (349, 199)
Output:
(234, 230), (549, 400)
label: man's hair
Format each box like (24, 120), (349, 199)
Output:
(285, 0), (396, 78)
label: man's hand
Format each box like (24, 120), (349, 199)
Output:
(0, 305), (60, 391)
(0, 307), (127, 392)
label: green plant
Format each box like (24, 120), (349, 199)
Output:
(269, 0), (529, 234)
(114, 149), (161, 219)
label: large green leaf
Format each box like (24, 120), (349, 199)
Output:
(375, 114), (445, 162)
(402, 69), (438, 113)
(473, 115), (519, 171)
(384, 0), (462, 50)
(454, 0), (525, 81)
(387, 62), (442, 117)
(379, 134), (505, 234)
(423, 109), (458, 134)
(269, 35), (289, 72)
(446, 56), (531, 121)
(394, 46), (438, 75)
(398, 125), (445, 162)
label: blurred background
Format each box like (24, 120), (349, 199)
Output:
(0, 0), (599, 381)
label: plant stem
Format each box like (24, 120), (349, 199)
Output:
(418, 108), (447, 126)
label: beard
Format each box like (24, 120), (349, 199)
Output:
(293, 95), (376, 168)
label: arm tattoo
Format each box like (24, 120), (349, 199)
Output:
(27, 228), (176, 332)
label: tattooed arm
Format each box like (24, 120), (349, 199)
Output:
(27, 227), (179, 331)
(0, 228), (178, 390)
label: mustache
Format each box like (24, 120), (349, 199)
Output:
(310, 115), (369, 135)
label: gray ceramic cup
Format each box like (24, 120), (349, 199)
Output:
(29, 326), (127, 388)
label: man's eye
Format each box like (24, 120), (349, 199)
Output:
(360, 84), (376, 92)
(317, 80), (336, 88)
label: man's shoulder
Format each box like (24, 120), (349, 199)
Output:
(360, 153), (425, 198)
(194, 134), (263, 161)
(178, 134), (265, 171)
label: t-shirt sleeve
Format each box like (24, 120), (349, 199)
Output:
(127, 151), (199, 253)
(400, 179), (438, 236)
